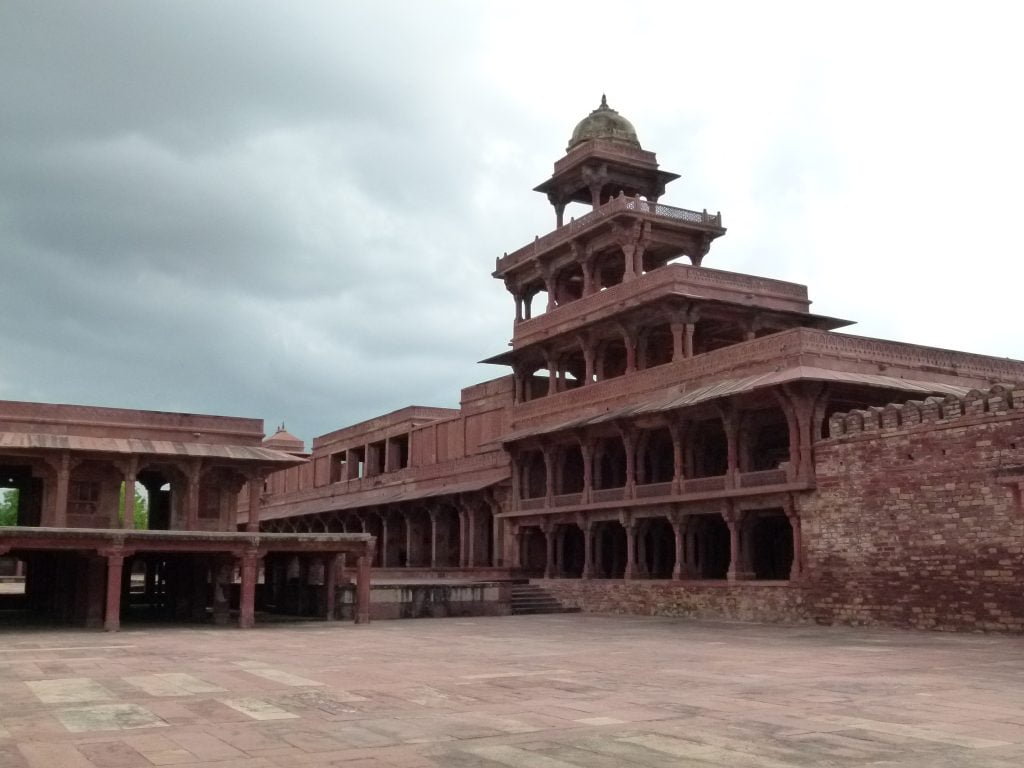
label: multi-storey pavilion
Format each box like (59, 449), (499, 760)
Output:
(253, 97), (1024, 601)
(0, 401), (375, 629)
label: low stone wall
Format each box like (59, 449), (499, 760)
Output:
(337, 581), (512, 620)
(541, 579), (807, 624)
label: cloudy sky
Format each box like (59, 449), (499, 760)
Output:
(1, 2), (1022, 443)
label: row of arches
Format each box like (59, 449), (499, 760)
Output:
(516, 508), (796, 581)
(516, 406), (791, 503)
(261, 498), (495, 570)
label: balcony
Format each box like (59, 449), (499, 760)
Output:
(495, 195), (723, 276)
(511, 470), (794, 517)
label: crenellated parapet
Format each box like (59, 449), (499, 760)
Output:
(826, 384), (1024, 440)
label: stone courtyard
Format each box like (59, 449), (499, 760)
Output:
(1, 617), (1023, 767)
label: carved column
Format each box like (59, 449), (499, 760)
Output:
(623, 514), (636, 580)
(671, 514), (685, 580)
(684, 322), (696, 358)
(52, 452), (71, 528)
(246, 472), (263, 533)
(580, 438), (594, 504)
(580, 337), (595, 386)
(720, 405), (739, 489)
(543, 522), (555, 579)
(102, 549), (125, 632)
(622, 429), (637, 499)
(324, 554), (340, 620)
(238, 548), (260, 628)
(670, 422), (685, 495)
(582, 255), (597, 297)
(554, 201), (565, 228)
(624, 330), (637, 374)
(355, 549), (372, 624)
(122, 457), (138, 530)
(580, 516), (593, 579)
(428, 507), (439, 569)
(542, 445), (555, 508)
(184, 459), (201, 531)
(546, 353), (558, 396)
(786, 500), (803, 581)
(622, 244), (636, 282)
(671, 320), (685, 362)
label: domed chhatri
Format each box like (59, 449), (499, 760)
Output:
(567, 94), (641, 152)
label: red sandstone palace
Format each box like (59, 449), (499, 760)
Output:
(2, 98), (1023, 631)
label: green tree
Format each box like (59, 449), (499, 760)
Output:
(119, 484), (148, 529)
(0, 489), (17, 526)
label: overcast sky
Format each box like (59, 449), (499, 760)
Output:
(1, 2), (1022, 444)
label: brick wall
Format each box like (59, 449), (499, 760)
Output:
(542, 580), (806, 624)
(542, 386), (1024, 633)
(801, 386), (1024, 632)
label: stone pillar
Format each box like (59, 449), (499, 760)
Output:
(670, 424), (685, 495)
(725, 510), (745, 582)
(581, 519), (593, 579)
(543, 447), (555, 508)
(684, 323), (695, 358)
(185, 460), (201, 531)
(544, 273), (556, 312)
(404, 514), (415, 567)
(104, 550), (124, 632)
(624, 518), (636, 580)
(554, 202), (565, 228)
(722, 407), (739, 489)
(514, 294), (523, 324)
(624, 333), (637, 374)
(787, 509), (803, 580)
(671, 321), (685, 362)
(355, 552), (372, 624)
(465, 505), (476, 568)
(239, 549), (260, 629)
(583, 345), (595, 386)
(580, 440), (594, 504)
(622, 244), (636, 282)
(555, 527), (566, 578)
(429, 508), (439, 569)
(247, 474), (262, 533)
(671, 516), (684, 580)
(543, 524), (555, 579)
(122, 458), (138, 530)
(547, 355), (558, 396)
(325, 554), (340, 620)
(211, 560), (231, 625)
(623, 432), (637, 499)
(53, 452), (71, 528)
(582, 257), (596, 297)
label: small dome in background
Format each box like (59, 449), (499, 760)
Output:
(567, 95), (641, 152)
(263, 423), (305, 454)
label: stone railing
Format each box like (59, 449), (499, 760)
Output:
(511, 263), (809, 349)
(592, 488), (625, 503)
(635, 481), (672, 499)
(827, 384), (1024, 440)
(553, 492), (583, 507)
(519, 497), (546, 511)
(739, 469), (788, 488)
(496, 195), (723, 274)
(510, 327), (1024, 430)
(682, 476), (727, 494)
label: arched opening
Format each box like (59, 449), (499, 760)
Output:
(691, 514), (731, 579)
(689, 418), (728, 478)
(593, 250), (626, 291)
(598, 337), (627, 380)
(593, 437), (626, 490)
(553, 263), (584, 306)
(519, 526), (546, 574)
(558, 444), (584, 494)
(594, 520), (627, 578)
(640, 323), (674, 369)
(520, 450), (547, 499)
(692, 318), (747, 355)
(405, 507), (432, 567)
(433, 504), (462, 568)
(743, 409), (791, 472)
(748, 511), (793, 580)
(637, 427), (674, 486)
(641, 517), (676, 579)
(557, 524), (585, 578)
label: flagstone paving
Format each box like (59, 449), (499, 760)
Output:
(1, 615), (1023, 766)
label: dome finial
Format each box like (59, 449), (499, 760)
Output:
(600, 93), (608, 108)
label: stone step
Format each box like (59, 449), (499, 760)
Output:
(508, 582), (576, 615)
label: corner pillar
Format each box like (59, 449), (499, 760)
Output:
(103, 549), (125, 632)
(238, 549), (261, 629)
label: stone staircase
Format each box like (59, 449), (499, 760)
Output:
(509, 581), (579, 615)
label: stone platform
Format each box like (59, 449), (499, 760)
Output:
(338, 579), (511, 620)
(2, 615), (1024, 767)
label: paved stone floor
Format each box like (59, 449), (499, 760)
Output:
(1, 615), (1023, 767)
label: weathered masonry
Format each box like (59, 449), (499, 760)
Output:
(0, 402), (374, 629)
(5, 97), (1023, 633)
(251, 96), (1024, 632)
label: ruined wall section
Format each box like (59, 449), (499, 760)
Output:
(802, 385), (1024, 631)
